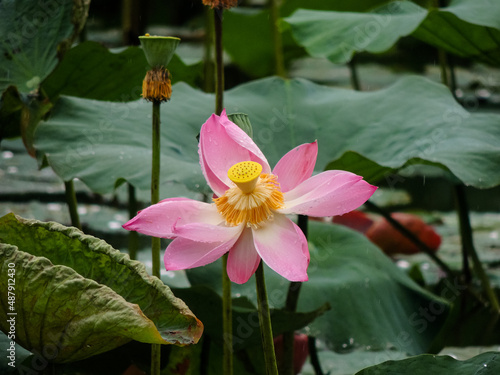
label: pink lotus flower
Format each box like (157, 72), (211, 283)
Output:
(123, 111), (377, 284)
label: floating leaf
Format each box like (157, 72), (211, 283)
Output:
(0, 213), (203, 363)
(187, 221), (450, 355)
(355, 351), (500, 374)
(34, 92), (211, 195)
(35, 76), (500, 195)
(0, 0), (89, 94)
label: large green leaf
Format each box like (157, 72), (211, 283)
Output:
(355, 351), (500, 374)
(440, 0), (500, 30)
(283, 1), (427, 64)
(413, 1), (500, 66)
(223, 0), (391, 78)
(41, 41), (203, 102)
(0, 213), (203, 363)
(34, 92), (211, 195)
(284, 0), (500, 65)
(34, 76), (500, 195)
(187, 220), (450, 355)
(0, 0), (89, 94)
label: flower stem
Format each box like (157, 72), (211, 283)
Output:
(214, 9), (224, 115)
(364, 200), (453, 276)
(151, 100), (161, 275)
(348, 57), (361, 91)
(308, 336), (325, 375)
(282, 214), (307, 375)
(435, 45), (499, 312)
(151, 99), (162, 375)
(213, 8), (232, 374)
(255, 262), (279, 375)
(128, 182), (139, 260)
(64, 179), (81, 230)
(204, 6), (215, 93)
(269, 0), (285, 77)
(437, 48), (449, 87)
(454, 185), (500, 312)
(222, 253), (233, 374)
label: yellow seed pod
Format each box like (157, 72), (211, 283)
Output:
(228, 161), (262, 194)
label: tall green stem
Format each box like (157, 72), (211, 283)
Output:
(454, 185), (500, 312)
(151, 101), (161, 275)
(255, 262), (279, 375)
(222, 253), (233, 374)
(204, 6), (215, 93)
(64, 179), (81, 230)
(151, 100), (162, 375)
(437, 48), (449, 87)
(364, 201), (453, 276)
(213, 8), (232, 374)
(128, 183), (139, 260)
(435, 45), (499, 312)
(281, 215), (307, 375)
(308, 336), (325, 375)
(269, 0), (285, 77)
(348, 57), (361, 91)
(214, 10), (224, 115)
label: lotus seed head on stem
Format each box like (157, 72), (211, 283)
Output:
(202, 0), (238, 9)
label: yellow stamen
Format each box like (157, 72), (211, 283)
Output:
(142, 67), (171, 102)
(227, 161), (262, 194)
(214, 162), (284, 227)
(202, 0), (238, 9)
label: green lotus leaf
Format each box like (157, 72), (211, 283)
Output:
(283, 0), (500, 65)
(0, 213), (203, 363)
(41, 41), (203, 102)
(412, 1), (500, 66)
(187, 220), (450, 355)
(283, 1), (427, 64)
(223, 0), (392, 78)
(355, 351), (500, 374)
(34, 76), (500, 195)
(0, 0), (89, 95)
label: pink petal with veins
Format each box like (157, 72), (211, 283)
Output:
(199, 110), (270, 196)
(227, 227), (261, 284)
(279, 170), (377, 217)
(174, 222), (244, 243)
(165, 235), (239, 270)
(123, 198), (221, 238)
(253, 214), (309, 282)
(273, 141), (318, 192)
